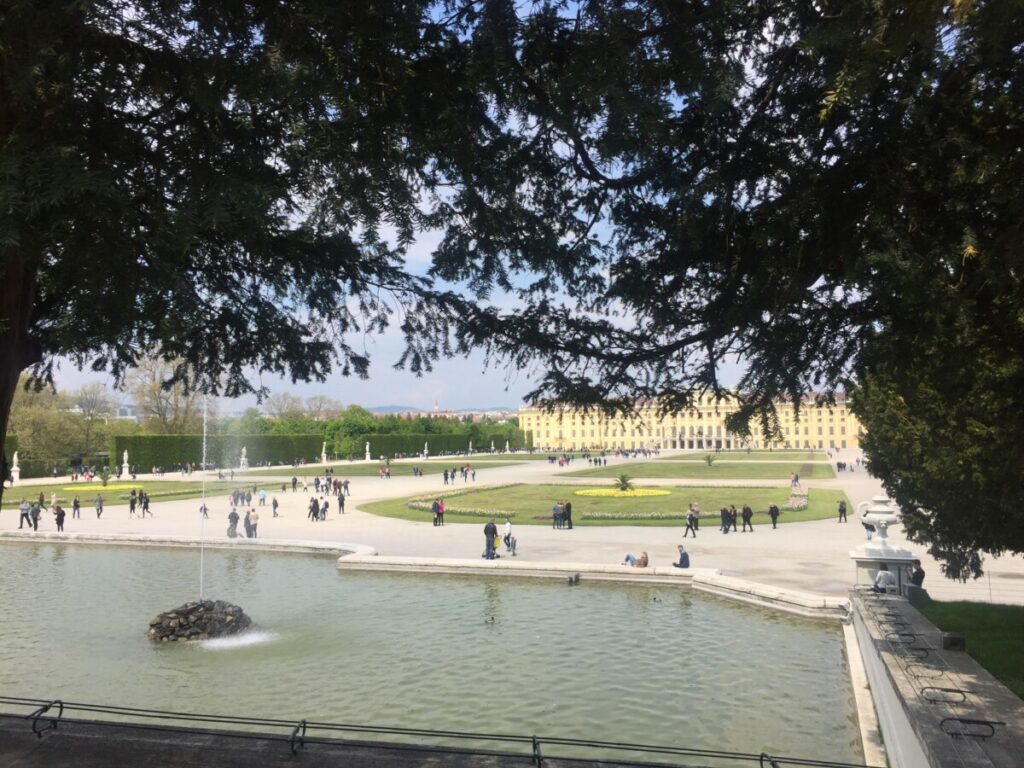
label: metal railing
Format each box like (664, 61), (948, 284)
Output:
(1, 695), (883, 768)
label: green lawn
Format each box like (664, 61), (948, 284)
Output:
(2, 479), (247, 508)
(564, 461), (834, 480)
(656, 450), (828, 462)
(917, 601), (1024, 700)
(237, 462), (517, 478)
(361, 483), (849, 526)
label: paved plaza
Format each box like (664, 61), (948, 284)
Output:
(3, 449), (1022, 604)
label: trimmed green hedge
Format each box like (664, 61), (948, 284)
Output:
(336, 430), (527, 458)
(110, 434), (323, 469)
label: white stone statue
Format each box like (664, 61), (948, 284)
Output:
(11, 451), (19, 470)
(505, 440), (510, 453)
(365, 441), (371, 461)
(490, 440), (495, 452)
(10, 451), (19, 485)
(320, 442), (328, 463)
(121, 450), (130, 477)
(239, 446), (249, 470)
(468, 441), (473, 454)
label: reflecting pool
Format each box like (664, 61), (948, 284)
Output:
(0, 543), (862, 762)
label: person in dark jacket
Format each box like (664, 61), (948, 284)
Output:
(483, 519), (498, 559)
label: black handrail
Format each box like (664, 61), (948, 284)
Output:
(0, 695), (884, 768)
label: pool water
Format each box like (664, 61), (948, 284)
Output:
(0, 543), (862, 763)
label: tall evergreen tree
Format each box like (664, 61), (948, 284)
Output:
(2, 1), (1021, 576)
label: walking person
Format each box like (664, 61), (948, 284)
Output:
(95, 494), (104, 518)
(768, 503), (780, 529)
(564, 500), (573, 530)
(18, 498), (31, 529)
(272, 497), (280, 517)
(338, 493), (345, 514)
(683, 506), (698, 538)
(741, 504), (754, 532)
(432, 498), (440, 526)
(250, 509), (259, 538)
(29, 502), (41, 531)
(729, 505), (739, 533)
(243, 509), (253, 538)
(720, 506), (730, 534)
(141, 492), (151, 517)
(72, 495), (81, 519)
(54, 505), (66, 532)
(837, 500), (848, 522)
(199, 502), (209, 519)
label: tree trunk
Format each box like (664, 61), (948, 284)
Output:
(0, 252), (41, 507)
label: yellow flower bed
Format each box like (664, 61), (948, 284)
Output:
(62, 483), (140, 492)
(574, 488), (671, 498)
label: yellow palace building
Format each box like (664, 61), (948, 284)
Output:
(519, 393), (863, 453)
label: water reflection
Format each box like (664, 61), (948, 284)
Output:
(0, 543), (862, 764)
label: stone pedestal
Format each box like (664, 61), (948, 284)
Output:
(10, 467), (19, 485)
(850, 496), (917, 593)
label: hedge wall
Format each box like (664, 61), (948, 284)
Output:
(335, 430), (527, 458)
(109, 434), (323, 469)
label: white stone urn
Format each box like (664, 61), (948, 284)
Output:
(850, 495), (916, 588)
(857, 496), (899, 540)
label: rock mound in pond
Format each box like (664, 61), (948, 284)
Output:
(148, 600), (252, 642)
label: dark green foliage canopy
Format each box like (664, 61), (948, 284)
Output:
(110, 434), (323, 470)
(2, 1), (1022, 573)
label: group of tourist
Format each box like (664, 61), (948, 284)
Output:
(442, 466), (476, 485)
(226, 507), (259, 538)
(551, 500), (573, 529)
(17, 491), (108, 531)
(717, 504), (756, 533)
(295, 474), (350, 498)
(128, 489), (152, 518)
(481, 518), (516, 559)
(872, 561), (925, 592)
(306, 494), (343, 521)
(622, 546), (690, 568)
